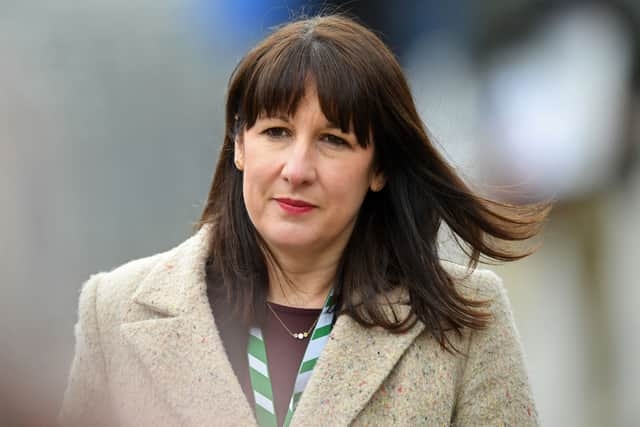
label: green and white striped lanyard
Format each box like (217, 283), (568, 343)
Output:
(247, 291), (335, 427)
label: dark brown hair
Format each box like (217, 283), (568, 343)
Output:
(196, 14), (550, 351)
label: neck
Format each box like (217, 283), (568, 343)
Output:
(265, 248), (339, 309)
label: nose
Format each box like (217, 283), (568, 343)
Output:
(280, 137), (317, 186)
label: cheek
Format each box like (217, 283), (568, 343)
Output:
(326, 164), (371, 207)
(241, 158), (277, 212)
(242, 168), (264, 206)
(241, 171), (265, 231)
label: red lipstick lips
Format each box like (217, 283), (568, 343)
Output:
(274, 198), (315, 214)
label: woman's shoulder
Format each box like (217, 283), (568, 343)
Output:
(77, 228), (209, 320)
(378, 261), (508, 333)
(375, 260), (506, 311)
(440, 260), (506, 302)
(434, 261), (517, 342)
(87, 244), (177, 301)
(437, 261), (524, 357)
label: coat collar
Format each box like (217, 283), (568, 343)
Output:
(121, 224), (425, 426)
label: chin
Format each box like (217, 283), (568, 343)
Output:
(259, 227), (321, 253)
(265, 234), (318, 252)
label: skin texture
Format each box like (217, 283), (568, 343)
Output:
(234, 86), (385, 307)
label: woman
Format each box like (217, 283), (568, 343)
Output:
(60, 14), (548, 427)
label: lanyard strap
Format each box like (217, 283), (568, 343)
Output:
(248, 291), (335, 427)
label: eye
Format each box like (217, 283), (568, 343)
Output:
(262, 127), (291, 138)
(321, 133), (350, 147)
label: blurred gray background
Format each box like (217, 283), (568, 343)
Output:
(1, 1), (639, 425)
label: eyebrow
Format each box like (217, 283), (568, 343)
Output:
(269, 114), (344, 132)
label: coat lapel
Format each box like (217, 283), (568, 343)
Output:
(291, 304), (425, 426)
(120, 225), (257, 427)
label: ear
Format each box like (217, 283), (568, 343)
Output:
(234, 134), (244, 171)
(369, 171), (386, 192)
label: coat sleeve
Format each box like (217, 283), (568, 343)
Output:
(59, 274), (115, 427)
(451, 271), (539, 426)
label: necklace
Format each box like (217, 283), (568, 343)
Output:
(249, 290), (335, 427)
(266, 302), (320, 340)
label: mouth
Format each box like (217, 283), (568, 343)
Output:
(274, 197), (316, 214)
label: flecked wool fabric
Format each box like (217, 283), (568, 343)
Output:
(59, 224), (539, 426)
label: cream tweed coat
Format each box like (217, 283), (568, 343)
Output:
(60, 224), (539, 426)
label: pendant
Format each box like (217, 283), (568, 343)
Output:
(294, 332), (308, 340)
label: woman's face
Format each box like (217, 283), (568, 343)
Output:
(235, 87), (385, 259)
